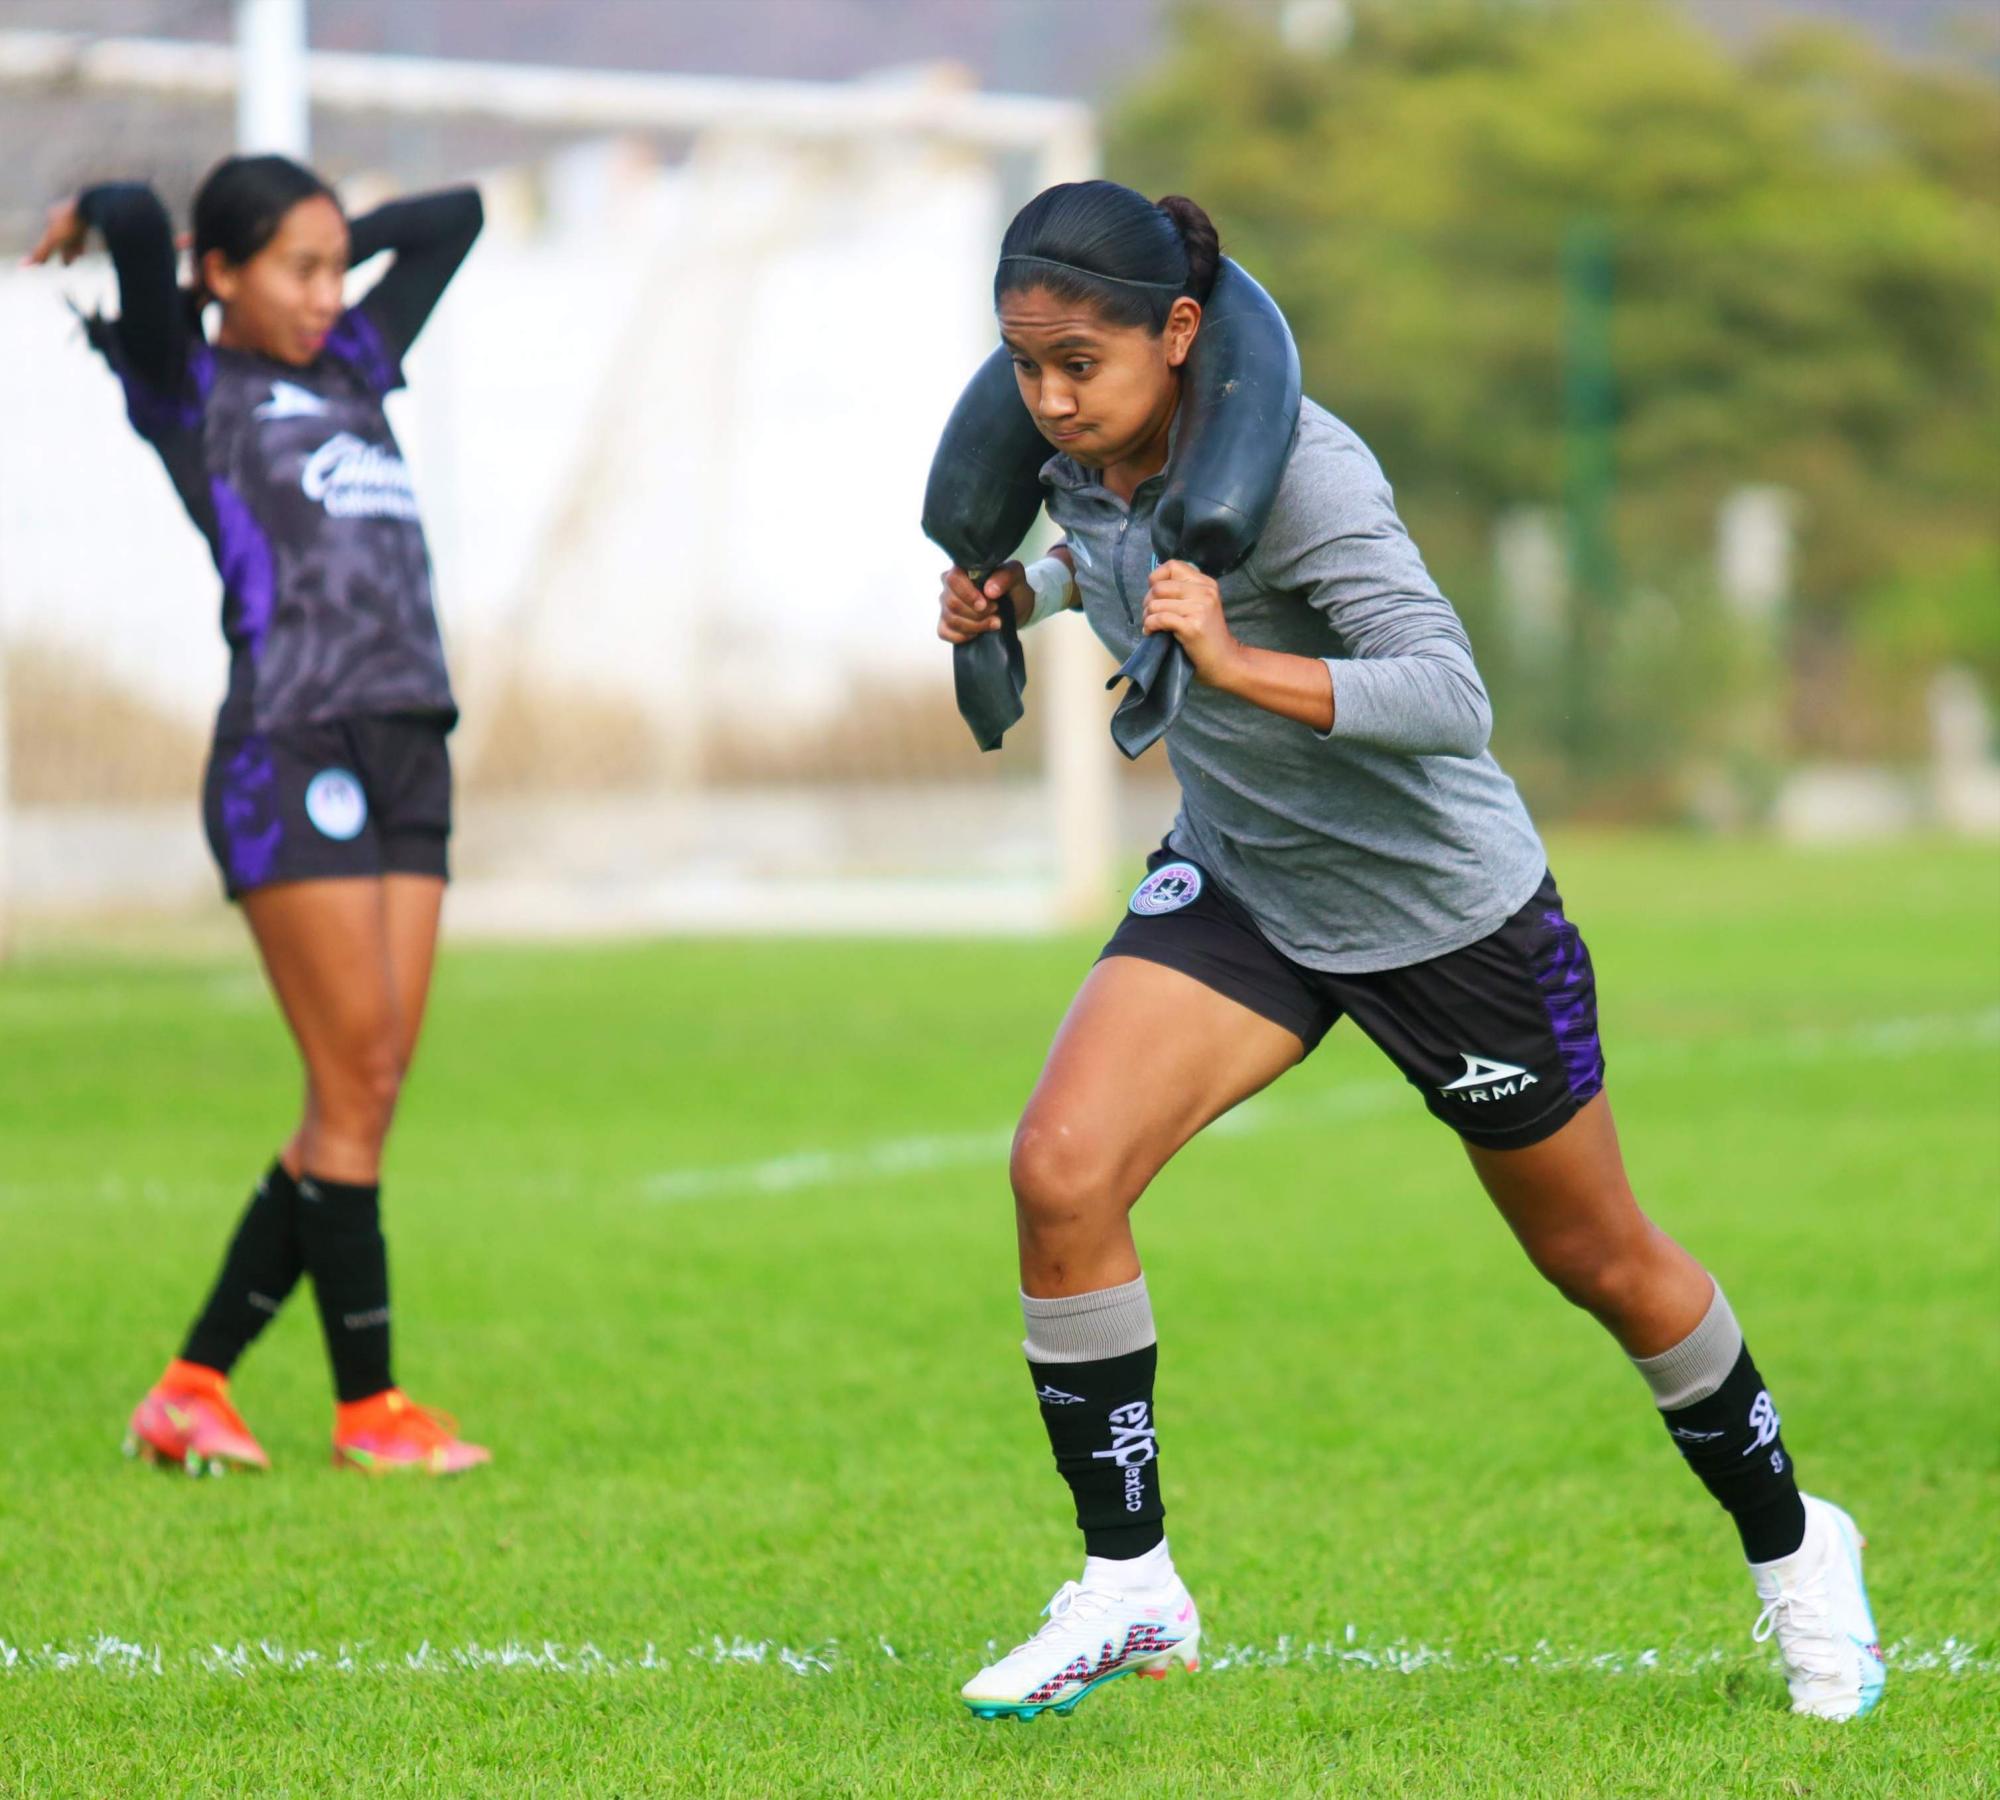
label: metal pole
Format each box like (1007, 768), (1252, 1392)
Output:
(235, 0), (309, 157)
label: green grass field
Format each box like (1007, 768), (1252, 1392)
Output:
(2, 835), (1995, 1797)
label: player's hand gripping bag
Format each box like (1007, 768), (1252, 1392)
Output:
(922, 259), (1301, 757)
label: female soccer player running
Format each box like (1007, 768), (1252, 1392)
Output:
(26, 156), (488, 1476)
(939, 181), (1882, 1723)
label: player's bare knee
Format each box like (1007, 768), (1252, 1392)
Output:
(1533, 1232), (1652, 1322)
(1010, 1117), (1120, 1239)
(319, 1033), (404, 1142)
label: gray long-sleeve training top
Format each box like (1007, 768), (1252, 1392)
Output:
(1041, 398), (1548, 973)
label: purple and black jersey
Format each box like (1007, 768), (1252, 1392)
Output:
(79, 183), (481, 735)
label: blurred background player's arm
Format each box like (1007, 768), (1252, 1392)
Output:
(63, 184), (186, 396)
(345, 187), (483, 365)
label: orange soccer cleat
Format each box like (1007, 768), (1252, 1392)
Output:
(331, 1389), (490, 1476)
(124, 1359), (271, 1476)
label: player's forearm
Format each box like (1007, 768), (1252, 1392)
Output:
(345, 188), (483, 265)
(1209, 644), (1336, 733)
(76, 183), (185, 389)
(1017, 546), (1076, 630)
(349, 188), (483, 359)
(1318, 648), (1493, 757)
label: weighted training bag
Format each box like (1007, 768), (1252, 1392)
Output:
(920, 345), (1049, 752)
(922, 256), (1300, 756)
(1110, 258), (1300, 757)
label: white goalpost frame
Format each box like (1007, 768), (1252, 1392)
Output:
(0, 23), (1118, 940)
(234, 0), (311, 159)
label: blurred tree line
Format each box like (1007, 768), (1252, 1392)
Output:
(1108, 0), (1998, 814)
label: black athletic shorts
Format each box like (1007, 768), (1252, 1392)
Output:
(1099, 844), (1606, 1151)
(202, 714), (452, 900)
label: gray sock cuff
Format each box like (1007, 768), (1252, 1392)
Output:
(1021, 1275), (1156, 1364)
(1631, 1281), (1744, 1410)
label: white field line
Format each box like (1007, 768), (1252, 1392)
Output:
(640, 1007), (2000, 1205)
(2, 1008), (1995, 1213)
(1, 1631), (1991, 1681)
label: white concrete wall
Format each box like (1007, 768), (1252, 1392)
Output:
(0, 136), (1000, 741)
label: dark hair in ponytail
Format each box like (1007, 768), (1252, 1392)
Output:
(994, 179), (1221, 333)
(184, 153), (339, 324)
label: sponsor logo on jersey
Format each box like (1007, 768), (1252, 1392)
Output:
(255, 379), (330, 421)
(1129, 862), (1203, 917)
(1440, 1053), (1540, 1102)
(304, 768), (368, 841)
(301, 431), (421, 522)
(1035, 1384), (1086, 1406)
(1741, 1390), (1781, 1456)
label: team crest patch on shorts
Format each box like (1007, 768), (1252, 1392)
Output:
(304, 768), (368, 841)
(1129, 861), (1204, 916)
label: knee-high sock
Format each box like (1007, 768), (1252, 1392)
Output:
(1022, 1276), (1164, 1560)
(1632, 1283), (1807, 1563)
(297, 1173), (394, 1403)
(179, 1160), (305, 1375)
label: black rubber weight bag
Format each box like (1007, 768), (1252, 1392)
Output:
(921, 258), (1301, 757)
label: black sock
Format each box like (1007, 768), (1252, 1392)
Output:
(297, 1173), (393, 1403)
(179, 1160), (305, 1374)
(1660, 1343), (1807, 1562)
(1029, 1346), (1165, 1559)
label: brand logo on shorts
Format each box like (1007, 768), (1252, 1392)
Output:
(1129, 862), (1203, 917)
(305, 768), (368, 841)
(1440, 1053), (1540, 1102)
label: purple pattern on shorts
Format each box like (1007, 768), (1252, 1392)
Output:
(221, 735), (282, 890)
(1534, 906), (1605, 1101)
(209, 475), (275, 660)
(324, 306), (398, 396)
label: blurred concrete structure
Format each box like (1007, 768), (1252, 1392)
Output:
(0, 33), (1155, 941)
(1930, 668), (2000, 837)
(1494, 508), (1568, 662)
(1717, 487), (1795, 631)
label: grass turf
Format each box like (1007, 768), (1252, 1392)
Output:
(0, 834), (1995, 1797)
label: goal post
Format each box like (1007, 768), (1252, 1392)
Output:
(0, 29), (1123, 942)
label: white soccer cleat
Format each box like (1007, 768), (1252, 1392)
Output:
(960, 1563), (1200, 1721)
(1750, 1493), (1886, 1721)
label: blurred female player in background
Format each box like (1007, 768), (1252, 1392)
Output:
(939, 180), (1882, 1723)
(26, 155), (488, 1476)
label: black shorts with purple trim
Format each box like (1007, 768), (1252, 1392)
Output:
(1099, 847), (1606, 1151)
(201, 714), (451, 900)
